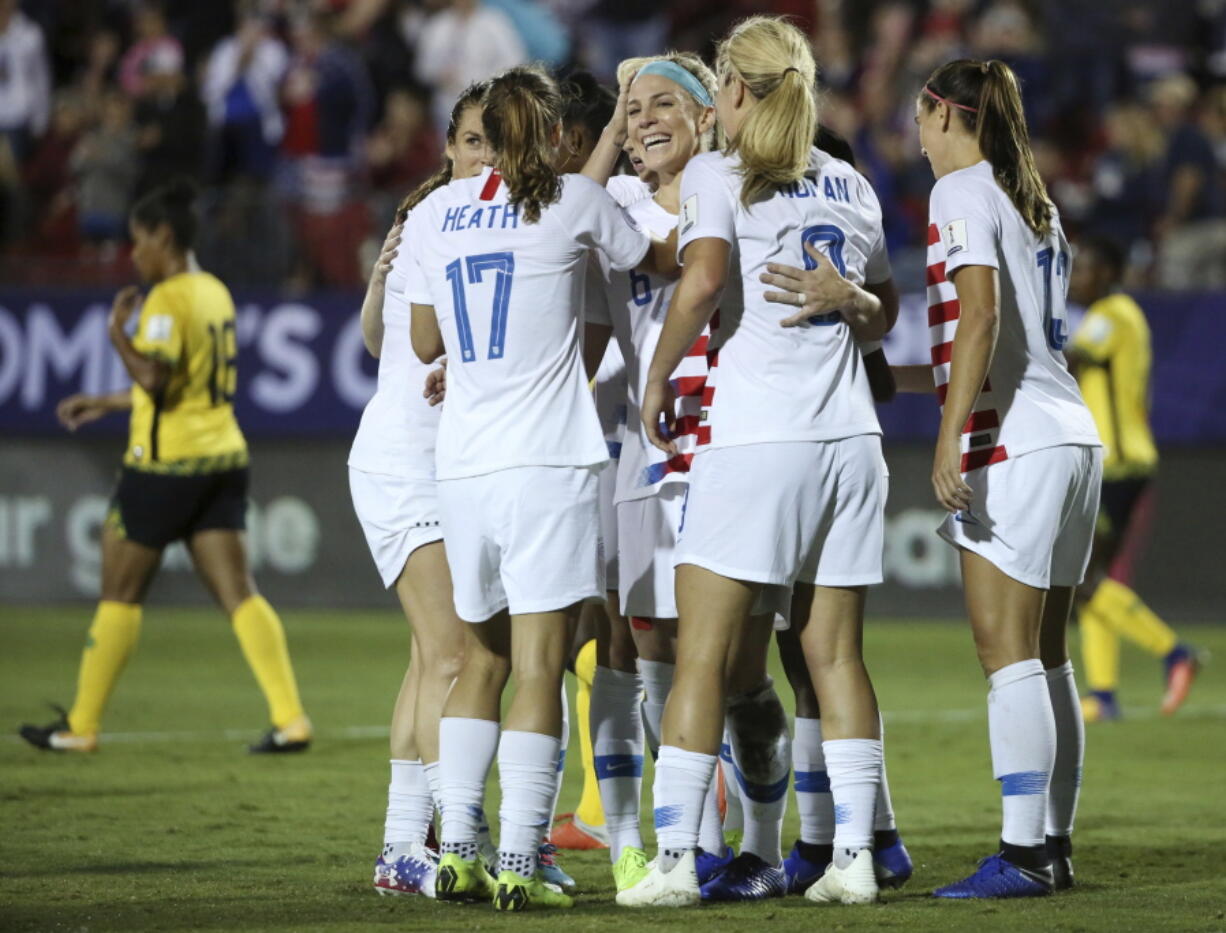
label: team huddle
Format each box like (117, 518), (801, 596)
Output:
(347, 14), (1103, 912)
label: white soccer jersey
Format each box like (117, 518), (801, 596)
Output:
(678, 148), (889, 448)
(348, 224), (441, 479)
(606, 173), (654, 209)
(594, 338), (628, 460)
(926, 160), (1100, 470)
(595, 196), (709, 502)
(404, 168), (651, 480)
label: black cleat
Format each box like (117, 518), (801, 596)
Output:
(248, 716), (312, 754)
(1046, 834), (1074, 890)
(18, 704), (97, 752)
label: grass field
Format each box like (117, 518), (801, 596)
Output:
(2, 608), (1224, 932)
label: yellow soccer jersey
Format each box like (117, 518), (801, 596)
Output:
(125, 272), (248, 472)
(1071, 293), (1158, 480)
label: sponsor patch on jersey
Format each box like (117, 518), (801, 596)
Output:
(679, 195), (698, 235)
(943, 218), (969, 256)
(144, 314), (174, 342)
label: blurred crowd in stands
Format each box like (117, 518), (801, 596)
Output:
(2, 0), (1224, 291)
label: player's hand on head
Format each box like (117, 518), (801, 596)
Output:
(932, 434), (973, 513)
(108, 285), (142, 332)
(610, 78), (630, 146)
(761, 243), (850, 327)
(641, 379), (678, 456)
(424, 360), (447, 407)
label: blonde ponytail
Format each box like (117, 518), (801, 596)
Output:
(482, 66), (563, 224)
(716, 16), (817, 205)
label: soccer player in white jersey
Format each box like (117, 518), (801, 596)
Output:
(912, 59), (1101, 899)
(404, 65), (668, 912)
(348, 82), (491, 899)
(619, 17), (896, 908)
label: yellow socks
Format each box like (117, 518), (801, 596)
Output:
(573, 638), (606, 830)
(1087, 578), (1178, 659)
(232, 595), (307, 730)
(67, 601), (143, 736)
(1080, 607), (1121, 693)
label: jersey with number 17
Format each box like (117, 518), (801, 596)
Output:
(678, 148), (890, 449)
(926, 160), (1099, 472)
(404, 167), (651, 480)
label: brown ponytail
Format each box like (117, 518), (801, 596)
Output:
(397, 81), (489, 219)
(921, 59), (1052, 236)
(482, 66), (563, 224)
(716, 16), (817, 206)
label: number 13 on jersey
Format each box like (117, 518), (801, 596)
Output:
(1036, 246), (1069, 351)
(446, 251), (515, 362)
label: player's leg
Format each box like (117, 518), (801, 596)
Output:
(553, 610), (608, 850)
(187, 527), (310, 751)
(19, 520), (162, 752)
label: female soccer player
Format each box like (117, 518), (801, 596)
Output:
(21, 179), (311, 755)
(404, 65), (663, 912)
(349, 81), (490, 898)
(620, 16), (896, 908)
(916, 60), (1101, 898)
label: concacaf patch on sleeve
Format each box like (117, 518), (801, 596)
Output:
(679, 195), (698, 236)
(144, 313), (174, 343)
(942, 218), (969, 256)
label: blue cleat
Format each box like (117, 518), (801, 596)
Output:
(700, 852), (786, 901)
(782, 840), (830, 894)
(373, 842), (438, 898)
(933, 854), (1054, 899)
(695, 845), (735, 886)
(536, 843), (576, 890)
(874, 831), (914, 889)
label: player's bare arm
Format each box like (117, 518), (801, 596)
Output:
(107, 285), (170, 396)
(56, 391), (133, 431)
(360, 221), (404, 358)
(410, 303), (445, 363)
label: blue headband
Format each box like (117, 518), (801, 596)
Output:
(633, 61), (713, 108)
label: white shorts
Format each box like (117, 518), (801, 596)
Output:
(348, 467), (443, 589)
(938, 444), (1102, 589)
(598, 459), (619, 590)
(437, 465), (604, 622)
(617, 483), (686, 618)
(675, 437), (887, 588)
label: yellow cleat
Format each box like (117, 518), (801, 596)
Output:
(612, 846), (650, 892)
(436, 853), (496, 903)
(492, 870), (575, 911)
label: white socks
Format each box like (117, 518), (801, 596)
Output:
(498, 730), (562, 877)
(1045, 660), (1084, 838)
(637, 659), (674, 757)
(719, 734), (744, 833)
(875, 714), (898, 833)
(653, 745), (717, 866)
(549, 684), (570, 823)
(824, 738), (881, 865)
(439, 717), (500, 854)
(698, 772), (725, 854)
(591, 665), (646, 861)
(988, 659), (1056, 848)
(793, 717), (834, 845)
(423, 760), (441, 815)
(384, 758), (433, 847)
(725, 679), (791, 864)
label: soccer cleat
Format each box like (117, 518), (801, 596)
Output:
(435, 852), (497, 902)
(248, 715), (312, 754)
(782, 840), (830, 894)
(700, 851), (786, 901)
(805, 848), (879, 905)
(18, 705), (97, 753)
(612, 846), (650, 892)
(550, 812), (609, 850)
(874, 831), (914, 889)
(536, 842), (576, 890)
(615, 849), (702, 908)
(1080, 691), (1121, 723)
(1046, 835), (1074, 891)
(933, 853), (1054, 899)
(373, 842), (437, 897)
(1161, 644), (1204, 716)
(492, 870), (574, 911)
(694, 845), (735, 885)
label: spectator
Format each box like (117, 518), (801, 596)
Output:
(202, 2), (289, 183)
(412, 0), (526, 132)
(23, 90), (84, 251)
(133, 42), (207, 195)
(118, 1), (185, 100)
(1150, 73), (1226, 289)
(0, 0), (51, 161)
(1086, 101), (1165, 260)
(366, 86), (439, 226)
(72, 89), (138, 244)
(580, 0), (668, 85)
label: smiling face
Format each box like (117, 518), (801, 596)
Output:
(627, 72), (710, 178)
(446, 103), (493, 180)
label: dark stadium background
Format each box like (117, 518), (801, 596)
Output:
(2, 0), (1224, 619)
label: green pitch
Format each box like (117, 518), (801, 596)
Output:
(2, 608), (1224, 932)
